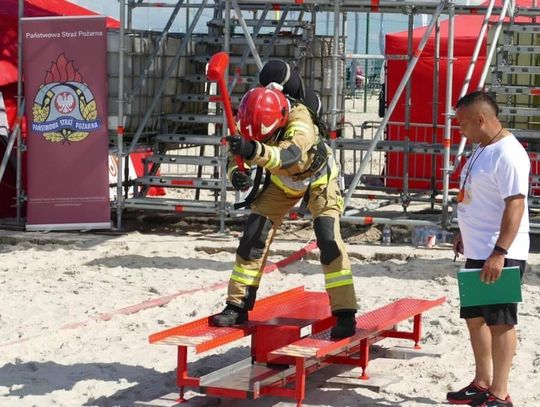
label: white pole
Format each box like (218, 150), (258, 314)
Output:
(460, 0), (496, 98)
(477, 0), (512, 89)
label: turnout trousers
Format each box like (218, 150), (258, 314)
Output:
(225, 177), (358, 313)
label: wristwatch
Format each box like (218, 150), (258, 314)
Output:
(492, 244), (508, 255)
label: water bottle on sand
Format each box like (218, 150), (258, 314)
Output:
(382, 224), (391, 245)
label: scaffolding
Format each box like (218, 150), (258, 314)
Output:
(4, 0), (540, 233)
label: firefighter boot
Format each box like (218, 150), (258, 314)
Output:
(211, 304), (248, 327)
(330, 311), (356, 339)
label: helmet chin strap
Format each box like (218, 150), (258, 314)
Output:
(265, 127), (285, 145)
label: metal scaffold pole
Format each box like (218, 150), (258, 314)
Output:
(221, 0), (233, 233)
(126, 0), (132, 29)
(116, 0), (126, 230)
(363, 12), (369, 112)
(225, 0), (231, 55)
(344, 1), (446, 207)
(441, 0), (455, 226)
(330, 0), (340, 148)
(16, 0), (24, 223)
(402, 11), (414, 213)
(430, 15), (441, 209)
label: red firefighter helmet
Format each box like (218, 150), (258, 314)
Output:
(235, 87), (289, 141)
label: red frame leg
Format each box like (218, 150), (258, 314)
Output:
(359, 338), (370, 380)
(295, 357), (306, 407)
(413, 314), (422, 349)
(176, 346), (188, 402)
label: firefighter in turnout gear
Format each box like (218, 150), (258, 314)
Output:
(211, 85), (358, 339)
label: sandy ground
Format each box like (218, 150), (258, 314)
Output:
(0, 215), (539, 407)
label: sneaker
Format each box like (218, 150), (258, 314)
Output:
(446, 382), (489, 405)
(211, 304), (248, 327)
(472, 393), (513, 407)
(330, 311), (356, 339)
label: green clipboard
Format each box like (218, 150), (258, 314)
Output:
(457, 266), (522, 307)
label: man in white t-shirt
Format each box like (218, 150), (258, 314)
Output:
(447, 91), (529, 407)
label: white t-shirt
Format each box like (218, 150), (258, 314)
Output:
(457, 134), (530, 260)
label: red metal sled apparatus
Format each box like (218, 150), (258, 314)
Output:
(149, 286), (445, 407)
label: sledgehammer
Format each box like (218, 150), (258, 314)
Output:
(207, 51), (245, 172)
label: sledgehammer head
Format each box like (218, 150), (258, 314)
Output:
(207, 52), (229, 82)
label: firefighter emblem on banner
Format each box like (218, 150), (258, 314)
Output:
(31, 53), (100, 143)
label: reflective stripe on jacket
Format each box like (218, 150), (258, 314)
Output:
(270, 150), (338, 196)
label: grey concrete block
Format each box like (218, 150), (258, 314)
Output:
(325, 369), (402, 392)
(384, 345), (442, 360)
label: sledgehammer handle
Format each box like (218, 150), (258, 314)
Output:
(207, 52), (245, 172)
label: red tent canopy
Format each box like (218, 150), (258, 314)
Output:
(384, 15), (487, 190)
(383, 1), (536, 191)
(385, 15), (488, 59)
(385, 15), (487, 125)
(1, 0), (118, 88)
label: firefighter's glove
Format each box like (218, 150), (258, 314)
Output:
(230, 168), (253, 192)
(226, 136), (256, 159)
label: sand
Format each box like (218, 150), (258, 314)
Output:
(0, 218), (538, 407)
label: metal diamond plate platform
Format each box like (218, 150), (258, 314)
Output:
(149, 286), (330, 353)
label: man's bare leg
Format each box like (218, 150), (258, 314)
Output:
(489, 324), (516, 400)
(466, 317), (492, 388)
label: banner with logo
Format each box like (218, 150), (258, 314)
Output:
(23, 16), (110, 230)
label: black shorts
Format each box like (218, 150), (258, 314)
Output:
(460, 258), (526, 326)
